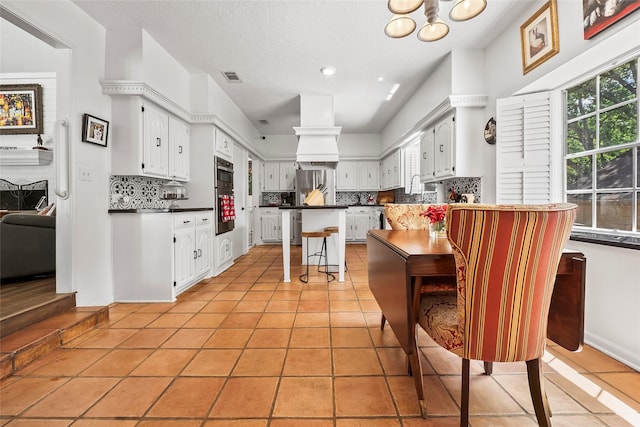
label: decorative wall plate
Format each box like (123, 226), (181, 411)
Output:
(484, 117), (496, 145)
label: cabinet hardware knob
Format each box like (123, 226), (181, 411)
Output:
(198, 249), (202, 257)
(439, 144), (444, 152)
(178, 146), (183, 154)
(156, 138), (161, 147)
(183, 220), (191, 224)
(423, 152), (426, 159)
(193, 250), (198, 259)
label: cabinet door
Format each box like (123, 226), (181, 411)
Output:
(279, 162), (296, 190)
(169, 116), (190, 181)
(337, 161), (357, 190)
(217, 237), (233, 266)
(261, 214), (279, 241)
(195, 224), (212, 276)
(420, 129), (435, 182)
(380, 159), (387, 190)
(174, 228), (196, 290)
(345, 214), (355, 241)
(215, 128), (233, 160)
(142, 103), (169, 177)
(263, 163), (279, 191)
(434, 115), (455, 179)
(359, 162), (379, 190)
(354, 214), (370, 240)
(390, 150), (402, 188)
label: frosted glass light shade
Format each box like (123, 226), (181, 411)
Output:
(388, 0), (423, 14)
(449, 0), (487, 21)
(417, 18), (449, 41)
(385, 15), (417, 38)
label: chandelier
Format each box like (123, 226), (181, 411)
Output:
(384, 0), (487, 42)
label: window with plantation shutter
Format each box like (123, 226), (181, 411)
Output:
(496, 91), (553, 204)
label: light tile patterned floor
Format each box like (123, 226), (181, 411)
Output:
(1, 244), (639, 426)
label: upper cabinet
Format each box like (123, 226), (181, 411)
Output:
(337, 161), (379, 191)
(418, 96), (487, 183)
(380, 150), (402, 190)
(263, 161), (296, 191)
(215, 128), (233, 161)
(110, 96), (191, 181)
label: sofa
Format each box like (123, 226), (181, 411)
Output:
(0, 213), (55, 281)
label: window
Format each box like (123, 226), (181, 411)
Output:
(564, 58), (639, 235)
(404, 139), (421, 194)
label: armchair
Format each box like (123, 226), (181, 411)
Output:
(417, 203), (577, 426)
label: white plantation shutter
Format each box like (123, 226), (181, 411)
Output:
(404, 140), (420, 194)
(496, 91), (552, 204)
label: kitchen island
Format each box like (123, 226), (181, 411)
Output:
(279, 206), (348, 282)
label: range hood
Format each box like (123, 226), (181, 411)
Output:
(294, 94), (341, 170)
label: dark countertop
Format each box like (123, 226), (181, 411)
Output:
(278, 205), (349, 210)
(109, 207), (214, 214)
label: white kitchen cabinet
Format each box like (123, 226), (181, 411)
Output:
(337, 161), (358, 190)
(110, 97), (190, 182)
(346, 207), (376, 241)
(217, 236), (233, 268)
(260, 208), (281, 242)
(169, 116), (190, 180)
(215, 128), (234, 161)
(420, 129), (435, 181)
(263, 162), (296, 191)
(111, 211), (213, 302)
(338, 161), (379, 191)
(263, 162), (279, 191)
(434, 114), (455, 179)
(279, 162), (296, 191)
(381, 150), (403, 190)
(359, 161), (380, 190)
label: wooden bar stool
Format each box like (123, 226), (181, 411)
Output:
(300, 231), (335, 283)
(318, 226), (348, 273)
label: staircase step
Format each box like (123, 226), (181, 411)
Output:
(0, 293), (76, 337)
(0, 306), (109, 379)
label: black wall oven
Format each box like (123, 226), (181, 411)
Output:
(215, 157), (235, 235)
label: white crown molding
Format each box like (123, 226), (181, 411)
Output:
(0, 149), (53, 166)
(100, 81), (266, 158)
(100, 80), (192, 123)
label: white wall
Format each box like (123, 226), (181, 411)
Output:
(2, 0), (113, 306)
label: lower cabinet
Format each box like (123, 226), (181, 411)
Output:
(346, 207), (382, 242)
(217, 235), (233, 268)
(260, 207), (284, 242)
(112, 211), (213, 302)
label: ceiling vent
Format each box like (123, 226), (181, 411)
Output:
(258, 119), (269, 125)
(222, 71), (242, 83)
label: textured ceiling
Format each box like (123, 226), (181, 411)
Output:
(72, 0), (532, 135)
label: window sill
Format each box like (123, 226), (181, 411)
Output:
(570, 231), (640, 250)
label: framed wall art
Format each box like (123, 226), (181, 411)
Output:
(520, 0), (559, 75)
(0, 84), (44, 135)
(82, 114), (109, 147)
(583, 0), (640, 39)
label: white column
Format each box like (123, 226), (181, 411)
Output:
(338, 209), (346, 282)
(281, 209), (291, 282)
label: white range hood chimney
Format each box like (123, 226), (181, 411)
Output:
(294, 94), (341, 170)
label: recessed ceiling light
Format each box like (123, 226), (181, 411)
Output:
(320, 66), (336, 76)
(378, 76), (385, 82)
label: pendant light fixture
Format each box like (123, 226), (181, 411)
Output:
(385, 0), (486, 41)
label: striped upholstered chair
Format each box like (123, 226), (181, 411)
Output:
(381, 203), (457, 329)
(417, 203), (577, 427)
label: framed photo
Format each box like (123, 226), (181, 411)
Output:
(583, 0), (640, 39)
(520, 0), (559, 75)
(0, 84), (44, 135)
(82, 114), (109, 147)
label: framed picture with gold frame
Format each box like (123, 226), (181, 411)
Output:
(520, 0), (559, 75)
(0, 84), (44, 135)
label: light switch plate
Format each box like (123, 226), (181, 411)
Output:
(79, 167), (91, 181)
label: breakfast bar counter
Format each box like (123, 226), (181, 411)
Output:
(279, 206), (348, 282)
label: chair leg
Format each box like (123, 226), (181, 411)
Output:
(299, 237), (309, 283)
(380, 314), (386, 330)
(484, 361), (493, 375)
(409, 341), (426, 418)
(526, 358), (552, 427)
(460, 358), (470, 427)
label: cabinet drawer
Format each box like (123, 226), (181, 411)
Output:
(261, 208), (279, 215)
(173, 214), (196, 229)
(196, 214), (212, 226)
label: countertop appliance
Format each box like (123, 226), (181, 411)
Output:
(215, 157), (235, 235)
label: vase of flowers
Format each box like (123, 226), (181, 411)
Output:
(420, 204), (448, 239)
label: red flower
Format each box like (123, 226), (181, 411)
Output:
(419, 204), (448, 224)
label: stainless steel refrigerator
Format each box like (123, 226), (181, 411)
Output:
(295, 169), (336, 206)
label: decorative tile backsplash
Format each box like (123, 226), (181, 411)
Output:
(394, 190), (437, 204)
(442, 177), (481, 203)
(109, 175), (169, 209)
